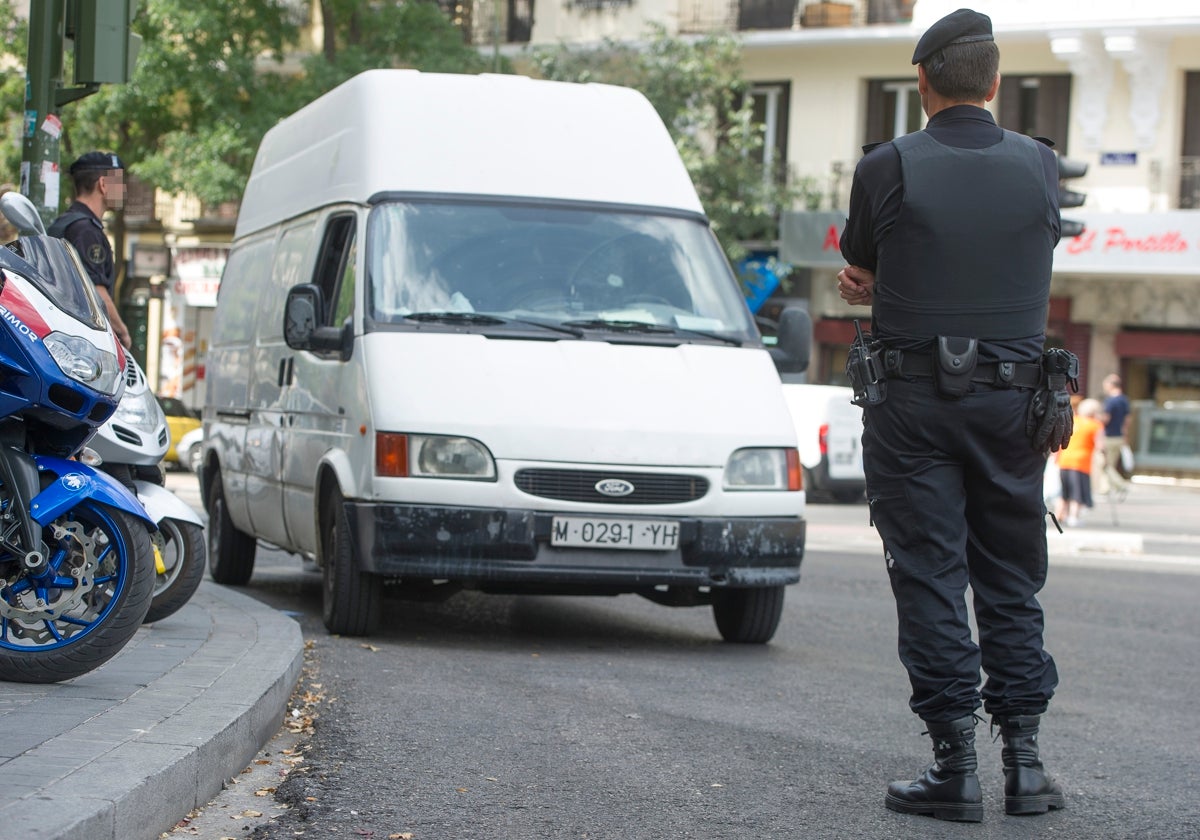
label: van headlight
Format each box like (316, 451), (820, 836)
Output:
(44, 332), (121, 395)
(375, 432), (496, 480)
(723, 448), (802, 491)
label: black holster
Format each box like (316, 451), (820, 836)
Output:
(933, 336), (978, 400)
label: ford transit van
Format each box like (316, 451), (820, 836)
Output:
(201, 70), (812, 643)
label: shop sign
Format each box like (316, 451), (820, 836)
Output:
(170, 246), (228, 307)
(779, 210), (1200, 277)
(778, 211), (847, 268)
(1055, 213), (1200, 275)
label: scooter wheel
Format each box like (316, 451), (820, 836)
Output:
(143, 519), (207, 623)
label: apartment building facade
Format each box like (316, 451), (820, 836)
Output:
(112, 0), (1199, 472)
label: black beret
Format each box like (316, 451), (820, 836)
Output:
(69, 151), (125, 175)
(912, 8), (993, 65)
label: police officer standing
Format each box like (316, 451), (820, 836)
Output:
(50, 151), (133, 349)
(838, 8), (1073, 823)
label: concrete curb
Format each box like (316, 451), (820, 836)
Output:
(0, 582), (304, 840)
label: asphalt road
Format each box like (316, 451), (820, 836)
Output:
(165, 473), (1200, 839)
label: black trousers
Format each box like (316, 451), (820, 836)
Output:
(862, 378), (1059, 722)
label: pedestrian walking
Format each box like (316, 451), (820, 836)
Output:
(1101, 373), (1133, 497)
(837, 7), (1072, 823)
(1055, 398), (1104, 526)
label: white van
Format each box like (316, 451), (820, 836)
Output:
(201, 70), (813, 643)
(781, 383), (866, 503)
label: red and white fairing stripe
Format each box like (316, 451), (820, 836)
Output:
(0, 268), (123, 363)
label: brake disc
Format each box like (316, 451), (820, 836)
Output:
(0, 520), (101, 627)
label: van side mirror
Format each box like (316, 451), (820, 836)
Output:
(284, 284), (350, 357)
(769, 307), (812, 374)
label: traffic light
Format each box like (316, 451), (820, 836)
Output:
(1057, 154), (1088, 238)
(69, 0), (142, 85)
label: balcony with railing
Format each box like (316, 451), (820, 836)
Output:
(678, 0), (913, 34)
(465, 0), (917, 44)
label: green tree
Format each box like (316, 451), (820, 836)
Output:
(0, 0), (28, 191)
(13, 0), (487, 211)
(65, 0), (298, 209)
(302, 0), (488, 98)
(531, 25), (815, 264)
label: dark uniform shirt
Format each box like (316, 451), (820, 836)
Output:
(839, 104), (1061, 364)
(54, 201), (115, 292)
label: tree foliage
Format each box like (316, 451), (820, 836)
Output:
(531, 25), (812, 260)
(0, 1), (804, 261)
(0, 0), (486, 210)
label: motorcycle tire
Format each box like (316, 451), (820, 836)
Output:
(143, 518), (207, 624)
(0, 501), (155, 683)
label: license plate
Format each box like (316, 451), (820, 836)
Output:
(550, 516), (679, 550)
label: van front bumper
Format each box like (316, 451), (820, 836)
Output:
(344, 502), (804, 588)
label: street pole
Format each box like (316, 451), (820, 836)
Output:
(22, 0), (65, 227)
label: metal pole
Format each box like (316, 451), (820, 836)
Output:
(22, 0), (65, 227)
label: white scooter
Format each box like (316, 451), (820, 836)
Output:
(85, 355), (207, 623)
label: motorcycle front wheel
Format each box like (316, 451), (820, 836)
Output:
(0, 501), (155, 683)
(143, 518), (207, 623)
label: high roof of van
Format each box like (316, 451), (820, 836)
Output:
(234, 70), (705, 239)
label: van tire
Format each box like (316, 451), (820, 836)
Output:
(712, 585), (785, 644)
(206, 471), (257, 585)
(321, 489), (381, 636)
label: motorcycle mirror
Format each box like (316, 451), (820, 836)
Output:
(1, 192), (47, 236)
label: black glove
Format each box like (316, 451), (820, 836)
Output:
(1026, 348), (1080, 455)
(1026, 387), (1074, 455)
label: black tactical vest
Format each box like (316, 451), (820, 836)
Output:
(872, 129), (1056, 342)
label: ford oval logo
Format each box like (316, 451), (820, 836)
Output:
(595, 478), (635, 497)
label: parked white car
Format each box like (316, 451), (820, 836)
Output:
(174, 427), (203, 474)
(782, 383), (866, 503)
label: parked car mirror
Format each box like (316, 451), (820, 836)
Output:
(770, 307), (812, 374)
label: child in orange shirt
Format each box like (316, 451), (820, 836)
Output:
(1055, 398), (1105, 526)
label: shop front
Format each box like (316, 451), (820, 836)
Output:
(779, 209), (1200, 476)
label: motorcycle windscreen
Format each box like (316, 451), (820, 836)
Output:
(1, 235), (108, 331)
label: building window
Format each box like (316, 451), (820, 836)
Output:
(865, 79), (923, 143)
(997, 74), (1071, 146)
(508, 0), (533, 43)
(749, 82), (791, 183)
(1181, 72), (1200, 209)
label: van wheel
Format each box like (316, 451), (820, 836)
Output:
(206, 470), (256, 585)
(712, 585), (785, 644)
(321, 488), (381, 636)
(832, 488), (863, 504)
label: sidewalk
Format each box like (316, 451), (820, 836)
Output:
(0, 581), (304, 840)
(806, 478), (1200, 573)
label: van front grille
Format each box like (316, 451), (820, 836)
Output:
(514, 469), (708, 505)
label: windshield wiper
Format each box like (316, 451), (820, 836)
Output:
(562, 319), (742, 345)
(403, 311), (586, 338)
(403, 311), (507, 325)
(562, 318), (673, 333)
(507, 318), (585, 337)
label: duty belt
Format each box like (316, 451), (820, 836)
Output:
(881, 350), (1042, 389)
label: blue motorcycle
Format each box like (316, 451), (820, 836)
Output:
(0, 193), (155, 683)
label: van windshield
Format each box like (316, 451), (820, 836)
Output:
(366, 201), (760, 344)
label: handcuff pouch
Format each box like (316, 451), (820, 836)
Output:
(933, 336), (979, 400)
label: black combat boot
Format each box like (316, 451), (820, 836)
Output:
(885, 715), (984, 822)
(993, 714), (1066, 815)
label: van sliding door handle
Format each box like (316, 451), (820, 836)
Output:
(277, 357), (295, 387)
